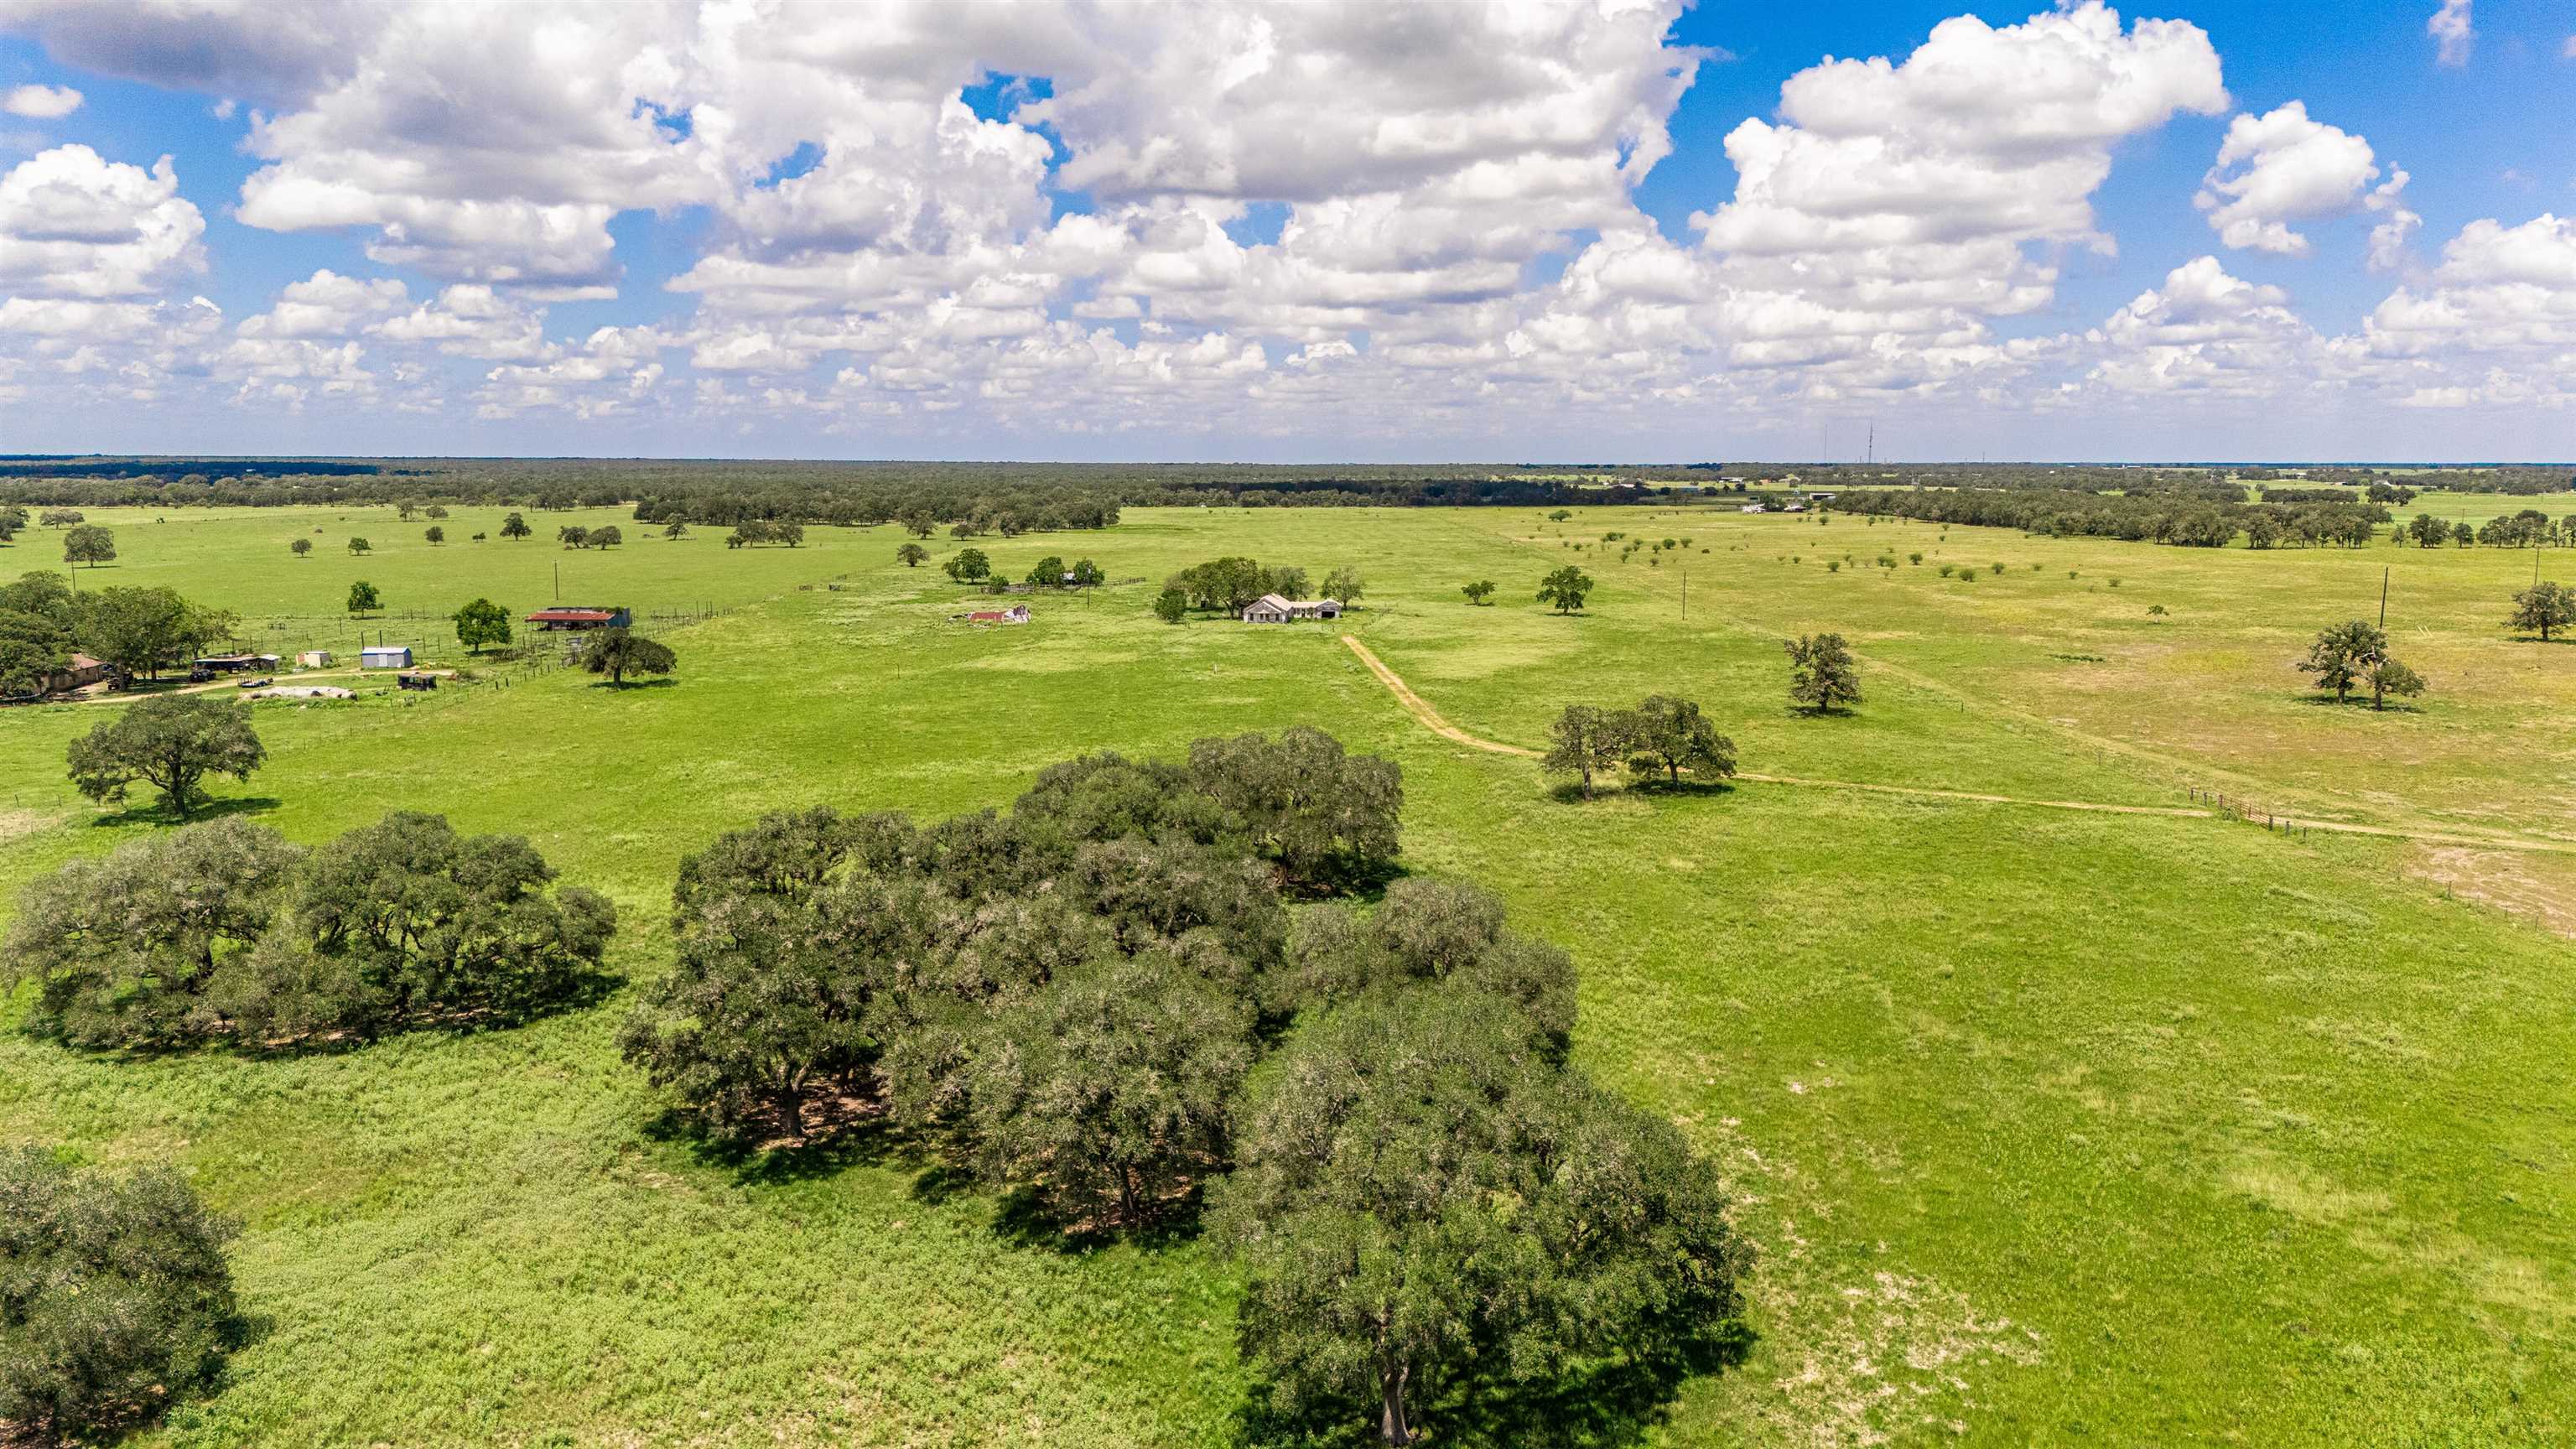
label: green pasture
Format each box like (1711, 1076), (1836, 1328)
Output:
(1, 505), (2569, 1446)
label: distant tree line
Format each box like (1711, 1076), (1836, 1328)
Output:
(1831, 488), (2387, 549)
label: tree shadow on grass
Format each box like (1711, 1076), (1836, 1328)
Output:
(587, 676), (678, 691)
(1233, 1321), (1757, 1449)
(641, 1104), (906, 1187)
(2297, 695), (2427, 714)
(86, 796), (283, 831)
(983, 1182), (1210, 1255)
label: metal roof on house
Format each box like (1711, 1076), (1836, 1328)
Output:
(526, 608), (621, 621)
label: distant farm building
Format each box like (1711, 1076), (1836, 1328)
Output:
(525, 605), (631, 631)
(396, 672), (439, 691)
(194, 652), (279, 673)
(296, 650), (334, 667)
(360, 645), (414, 668)
(1241, 594), (1343, 623)
(24, 652), (108, 699)
(955, 605), (1031, 625)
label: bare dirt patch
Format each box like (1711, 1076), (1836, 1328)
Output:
(2411, 844), (2576, 938)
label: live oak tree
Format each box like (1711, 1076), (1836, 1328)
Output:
(67, 585), (233, 683)
(63, 523), (116, 568)
(2297, 620), (2385, 703)
(1210, 985), (1743, 1447)
(1545, 704), (1632, 800)
(0, 1149), (241, 1443)
(1280, 878), (1576, 1050)
(453, 596), (512, 653)
(0, 609), (72, 699)
(1784, 632), (1862, 713)
(65, 694), (267, 818)
(1461, 579), (1495, 605)
(1535, 565), (1593, 614)
(346, 580), (381, 615)
(214, 812), (616, 1041)
(2366, 656), (2426, 711)
(1068, 558), (1104, 588)
(589, 525), (622, 548)
(499, 512), (532, 540)
(424, 525), (444, 546)
(2509, 580), (2573, 641)
(580, 627), (677, 686)
(896, 542), (929, 568)
(943, 547), (991, 583)
(2, 818), (300, 1046)
(960, 950), (1255, 1229)
(557, 525), (589, 549)
(346, 537), (371, 555)
(662, 521), (690, 539)
(1323, 566), (1364, 604)
(289, 538), (312, 558)
(1026, 554), (1067, 587)
(1625, 694), (1737, 786)
(1186, 726), (1404, 890)
(1154, 587), (1189, 623)
(39, 508), (83, 528)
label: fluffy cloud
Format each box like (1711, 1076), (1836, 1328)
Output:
(2075, 255), (2324, 397)
(0, 144), (205, 298)
(2196, 102), (2409, 258)
(2, 81), (81, 117)
(2428, 1), (2474, 66)
(236, 268), (408, 339)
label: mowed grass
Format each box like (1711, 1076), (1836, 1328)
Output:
(1, 505), (2570, 1446)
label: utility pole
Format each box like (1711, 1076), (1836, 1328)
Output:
(1680, 568), (1687, 621)
(553, 561), (560, 602)
(2378, 566), (2389, 629)
(1867, 422), (1874, 467)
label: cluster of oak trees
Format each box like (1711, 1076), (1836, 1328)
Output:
(1155, 557), (1367, 616)
(618, 726), (1743, 1446)
(725, 519), (806, 548)
(1543, 696), (1738, 799)
(0, 570), (236, 699)
(1835, 487), (2386, 548)
(2, 812), (616, 1050)
(2298, 621), (2425, 709)
(2398, 509), (2572, 549)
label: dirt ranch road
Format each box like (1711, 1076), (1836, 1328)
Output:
(1337, 635), (2576, 856)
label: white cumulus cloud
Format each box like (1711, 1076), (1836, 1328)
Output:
(2428, 1), (2473, 67)
(2195, 102), (2411, 261)
(2, 82), (82, 117)
(0, 144), (205, 299)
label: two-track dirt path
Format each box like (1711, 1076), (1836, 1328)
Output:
(1339, 633), (2576, 854)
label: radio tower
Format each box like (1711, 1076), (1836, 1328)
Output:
(1867, 423), (1874, 466)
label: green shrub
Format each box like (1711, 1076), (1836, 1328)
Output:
(0, 1149), (239, 1441)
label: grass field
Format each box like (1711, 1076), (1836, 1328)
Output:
(3, 501), (2571, 1446)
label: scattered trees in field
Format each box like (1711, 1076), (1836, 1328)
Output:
(557, 525), (590, 548)
(1461, 579), (1496, 605)
(2, 813), (615, 1050)
(1535, 564), (1593, 614)
(943, 548), (991, 583)
(1784, 633), (1862, 713)
(579, 627), (677, 687)
(64, 523), (117, 567)
(453, 597), (512, 653)
(290, 537), (313, 557)
(425, 504), (447, 519)
(1026, 554), (1067, 587)
(499, 512), (532, 540)
(39, 508), (84, 528)
(424, 525), (445, 545)
(346, 580), (380, 615)
(0, 1148), (241, 1443)
(65, 694), (266, 818)
(346, 536), (371, 555)
(1154, 588), (1188, 623)
(1322, 566), (1364, 604)
(662, 521), (689, 539)
(2509, 580), (2573, 641)
(896, 542), (929, 568)
(589, 525), (622, 548)
(1068, 558), (1104, 588)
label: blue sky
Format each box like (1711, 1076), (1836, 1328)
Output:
(2, 1), (2570, 461)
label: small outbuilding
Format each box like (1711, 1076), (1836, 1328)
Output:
(396, 672), (439, 691)
(954, 604), (1031, 625)
(360, 645), (414, 669)
(193, 652), (280, 673)
(525, 605), (631, 631)
(297, 649), (334, 668)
